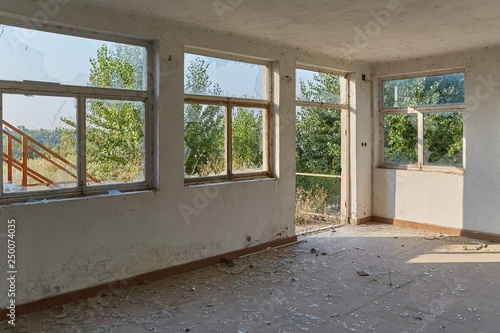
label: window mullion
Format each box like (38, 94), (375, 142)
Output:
(417, 111), (424, 169)
(77, 96), (87, 192)
(226, 102), (233, 180)
(0, 93), (3, 197)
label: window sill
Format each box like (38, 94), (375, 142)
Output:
(0, 187), (156, 207)
(377, 165), (465, 175)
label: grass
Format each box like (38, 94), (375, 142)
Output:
(295, 176), (341, 226)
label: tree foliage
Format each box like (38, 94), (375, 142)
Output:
(60, 44), (146, 181)
(296, 73), (341, 175)
(383, 73), (464, 108)
(183, 58), (264, 176)
(184, 58), (225, 176)
(232, 108), (263, 171)
(383, 73), (464, 166)
(296, 73), (342, 214)
(383, 114), (418, 164)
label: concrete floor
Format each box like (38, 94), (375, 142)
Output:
(2, 224), (500, 333)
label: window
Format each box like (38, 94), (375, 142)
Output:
(1, 24), (153, 200)
(183, 51), (271, 183)
(380, 72), (465, 169)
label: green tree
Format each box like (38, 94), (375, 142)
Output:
(232, 108), (263, 170)
(61, 44), (145, 181)
(382, 73), (464, 166)
(183, 58), (265, 175)
(296, 72), (341, 175)
(184, 58), (225, 176)
(424, 112), (463, 166)
(383, 114), (418, 164)
(295, 72), (342, 215)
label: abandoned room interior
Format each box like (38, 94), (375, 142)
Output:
(1, 0), (500, 332)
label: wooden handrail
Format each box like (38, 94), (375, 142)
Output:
(2, 120), (100, 188)
(4, 131), (77, 179)
(296, 172), (341, 179)
(3, 153), (53, 186)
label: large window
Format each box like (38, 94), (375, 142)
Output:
(1, 24), (153, 200)
(183, 51), (271, 183)
(380, 72), (465, 169)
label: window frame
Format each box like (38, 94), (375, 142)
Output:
(183, 49), (272, 184)
(378, 70), (466, 173)
(0, 23), (156, 203)
(294, 66), (349, 177)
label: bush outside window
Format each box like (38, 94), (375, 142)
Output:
(381, 72), (465, 169)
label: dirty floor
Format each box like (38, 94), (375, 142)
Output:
(2, 224), (500, 333)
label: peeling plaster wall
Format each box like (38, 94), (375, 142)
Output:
(0, 3), (371, 308)
(373, 46), (500, 236)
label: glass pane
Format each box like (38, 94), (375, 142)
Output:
(86, 99), (145, 185)
(232, 107), (264, 174)
(2, 94), (77, 192)
(296, 69), (341, 104)
(383, 113), (418, 164)
(184, 103), (225, 177)
(296, 106), (342, 174)
(382, 73), (465, 108)
(424, 112), (463, 167)
(0, 25), (147, 90)
(184, 53), (264, 99)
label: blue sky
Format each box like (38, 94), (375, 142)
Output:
(0, 25), (120, 129)
(1, 24), (319, 130)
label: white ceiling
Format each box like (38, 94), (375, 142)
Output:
(25, 0), (500, 62)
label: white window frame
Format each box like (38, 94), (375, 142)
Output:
(183, 48), (272, 184)
(378, 70), (466, 173)
(0, 23), (157, 204)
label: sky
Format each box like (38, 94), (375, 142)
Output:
(1, 24), (320, 130)
(0, 25), (124, 129)
(184, 53), (264, 99)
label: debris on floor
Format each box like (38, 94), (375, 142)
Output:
(2, 224), (499, 333)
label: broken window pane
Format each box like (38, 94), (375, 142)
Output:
(382, 73), (465, 108)
(296, 69), (341, 104)
(383, 113), (418, 164)
(232, 107), (264, 174)
(86, 99), (145, 185)
(2, 94), (77, 192)
(424, 112), (463, 167)
(0, 25), (147, 90)
(184, 53), (264, 99)
(184, 103), (225, 177)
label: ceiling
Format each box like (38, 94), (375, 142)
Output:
(17, 0), (500, 62)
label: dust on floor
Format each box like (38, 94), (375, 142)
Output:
(2, 224), (500, 333)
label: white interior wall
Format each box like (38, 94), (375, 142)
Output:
(349, 71), (373, 223)
(0, 4), (371, 308)
(372, 46), (500, 236)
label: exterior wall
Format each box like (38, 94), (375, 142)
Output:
(373, 46), (500, 236)
(0, 3), (371, 308)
